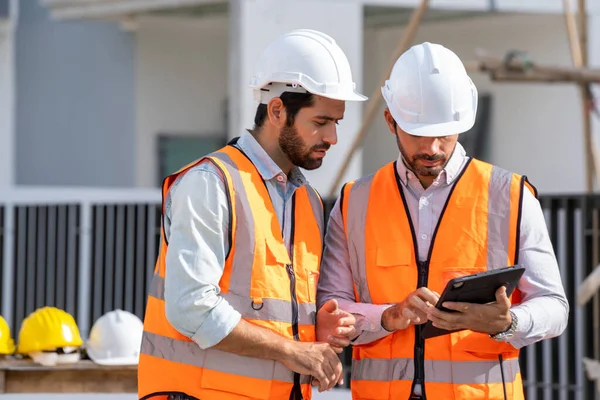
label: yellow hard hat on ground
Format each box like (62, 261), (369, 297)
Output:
(0, 315), (16, 355)
(17, 306), (83, 366)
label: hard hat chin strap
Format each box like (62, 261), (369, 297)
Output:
(254, 82), (310, 104)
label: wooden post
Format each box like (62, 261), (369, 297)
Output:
(464, 58), (600, 84)
(327, 0), (430, 197)
(563, 0), (597, 192)
(578, 0), (597, 193)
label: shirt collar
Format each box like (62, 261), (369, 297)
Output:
(395, 141), (468, 187)
(235, 132), (308, 187)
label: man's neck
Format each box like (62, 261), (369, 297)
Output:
(251, 129), (293, 175)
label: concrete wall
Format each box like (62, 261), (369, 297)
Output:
(0, 19), (15, 187)
(15, 0), (135, 187)
(363, 13), (588, 194)
(135, 15), (229, 188)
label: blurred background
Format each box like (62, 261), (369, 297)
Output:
(1, 0), (600, 399)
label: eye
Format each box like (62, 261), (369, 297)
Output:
(315, 121), (327, 127)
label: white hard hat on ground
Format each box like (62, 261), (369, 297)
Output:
(382, 42), (478, 137)
(250, 29), (367, 104)
(86, 309), (143, 366)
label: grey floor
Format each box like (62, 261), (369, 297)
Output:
(0, 388), (352, 399)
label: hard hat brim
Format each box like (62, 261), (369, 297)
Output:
(88, 354), (139, 366)
(396, 115), (475, 138)
(319, 91), (368, 102)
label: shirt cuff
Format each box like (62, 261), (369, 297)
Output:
(505, 305), (532, 349)
(191, 297), (242, 349)
(355, 304), (392, 333)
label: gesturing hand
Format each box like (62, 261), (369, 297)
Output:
(426, 286), (513, 334)
(381, 287), (440, 331)
(316, 299), (356, 353)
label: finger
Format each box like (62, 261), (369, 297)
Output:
(428, 309), (461, 328)
(333, 326), (356, 337)
(331, 345), (344, 354)
(318, 366), (332, 393)
(401, 306), (421, 323)
(495, 286), (511, 308)
(328, 336), (351, 348)
(321, 299), (339, 314)
(431, 317), (454, 331)
(416, 287), (441, 305)
(409, 295), (432, 314)
(314, 370), (328, 393)
(441, 300), (473, 312)
(334, 361), (344, 388)
(428, 307), (459, 323)
(336, 316), (356, 327)
(319, 377), (330, 393)
(327, 358), (343, 391)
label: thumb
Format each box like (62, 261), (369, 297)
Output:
(495, 286), (509, 304)
(322, 299), (339, 313)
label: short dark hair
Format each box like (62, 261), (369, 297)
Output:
(253, 92), (314, 130)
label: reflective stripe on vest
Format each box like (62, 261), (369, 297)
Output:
(148, 272), (316, 325)
(352, 357), (519, 384)
(342, 159), (533, 400)
(138, 143), (323, 400)
(140, 331), (311, 384)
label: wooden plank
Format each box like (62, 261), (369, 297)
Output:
(0, 359), (137, 393)
(0, 369), (5, 393)
(464, 57), (600, 84)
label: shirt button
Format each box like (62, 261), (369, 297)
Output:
(421, 234), (428, 240)
(420, 197), (429, 206)
(433, 181), (439, 186)
(276, 175), (284, 182)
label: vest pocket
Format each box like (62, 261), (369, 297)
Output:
(200, 348), (274, 399)
(369, 246), (413, 303)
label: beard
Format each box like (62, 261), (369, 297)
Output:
(396, 135), (448, 177)
(279, 124), (330, 170)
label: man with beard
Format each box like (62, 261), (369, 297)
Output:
(137, 29), (367, 400)
(317, 42), (568, 400)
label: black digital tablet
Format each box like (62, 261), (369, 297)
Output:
(420, 265), (525, 339)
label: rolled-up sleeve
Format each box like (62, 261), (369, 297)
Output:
(508, 188), (569, 348)
(318, 197), (392, 345)
(164, 164), (242, 350)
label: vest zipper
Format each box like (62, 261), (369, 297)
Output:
(287, 194), (303, 400)
(287, 263), (300, 340)
(410, 260), (430, 400)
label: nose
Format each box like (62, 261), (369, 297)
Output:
(419, 137), (441, 156)
(322, 124), (338, 146)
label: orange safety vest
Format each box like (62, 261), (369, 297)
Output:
(138, 141), (324, 400)
(340, 158), (537, 400)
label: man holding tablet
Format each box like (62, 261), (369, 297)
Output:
(317, 42), (568, 400)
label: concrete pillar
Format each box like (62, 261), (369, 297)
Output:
(0, 7), (15, 188)
(589, 13), (600, 192)
(228, 0), (364, 197)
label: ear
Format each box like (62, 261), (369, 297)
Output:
(267, 98), (286, 128)
(383, 108), (397, 135)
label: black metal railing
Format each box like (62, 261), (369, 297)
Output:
(0, 194), (598, 399)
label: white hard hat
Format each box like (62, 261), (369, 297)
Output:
(382, 42), (478, 137)
(86, 309), (143, 366)
(250, 29), (367, 104)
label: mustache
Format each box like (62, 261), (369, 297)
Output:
(414, 153), (445, 161)
(311, 143), (331, 151)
